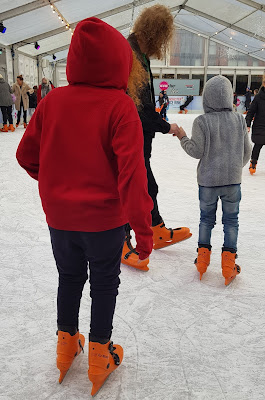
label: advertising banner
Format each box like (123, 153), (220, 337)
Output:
(154, 79), (200, 96)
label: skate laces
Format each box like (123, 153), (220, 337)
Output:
(124, 239), (139, 259)
(79, 339), (84, 353)
(109, 342), (120, 366)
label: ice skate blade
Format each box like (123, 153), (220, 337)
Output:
(224, 266), (241, 286)
(153, 233), (192, 250)
(59, 370), (68, 384)
(91, 374), (111, 397)
(121, 260), (149, 271)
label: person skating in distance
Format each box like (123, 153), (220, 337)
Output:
(174, 76), (251, 285)
(246, 76), (265, 175)
(16, 18), (153, 396)
(123, 4), (192, 271)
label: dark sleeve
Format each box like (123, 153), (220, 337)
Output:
(140, 103), (170, 134)
(245, 97), (258, 127)
(16, 100), (44, 180)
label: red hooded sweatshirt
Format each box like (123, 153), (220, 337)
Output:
(16, 18), (153, 260)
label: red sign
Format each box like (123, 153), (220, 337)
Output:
(159, 81), (169, 91)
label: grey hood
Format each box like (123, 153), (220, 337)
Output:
(203, 75), (233, 113)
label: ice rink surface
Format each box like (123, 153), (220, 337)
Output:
(1, 114), (265, 400)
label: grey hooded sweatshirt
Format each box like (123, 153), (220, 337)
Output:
(181, 75), (252, 187)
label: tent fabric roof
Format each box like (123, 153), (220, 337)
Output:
(0, 0), (265, 62)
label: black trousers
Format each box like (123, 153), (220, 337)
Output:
(0, 106), (13, 125)
(251, 144), (263, 162)
(160, 106), (167, 120)
(17, 99), (27, 124)
(144, 135), (163, 227)
(125, 136), (162, 238)
(49, 225), (125, 339)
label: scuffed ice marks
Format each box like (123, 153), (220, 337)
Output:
(1, 118), (265, 399)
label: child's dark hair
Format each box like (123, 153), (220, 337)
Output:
(17, 75), (23, 81)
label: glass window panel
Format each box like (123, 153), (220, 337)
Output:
(235, 10), (265, 38)
(192, 74), (204, 94)
(170, 29), (205, 66)
(1, 0), (34, 14)
(57, 0), (132, 24)
(215, 29), (265, 54)
(175, 10), (225, 36)
(187, 0), (253, 24)
(162, 74), (175, 79)
(178, 74), (189, 79)
(236, 75), (248, 95)
(208, 40), (265, 67)
(251, 75), (263, 91)
(1, 6), (63, 46)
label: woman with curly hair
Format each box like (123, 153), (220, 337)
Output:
(122, 5), (192, 271)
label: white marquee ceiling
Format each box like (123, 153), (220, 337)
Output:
(0, 0), (264, 62)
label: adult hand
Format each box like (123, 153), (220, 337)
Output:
(247, 127), (251, 133)
(168, 123), (180, 135)
(173, 126), (187, 140)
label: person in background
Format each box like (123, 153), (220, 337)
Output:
(16, 18), (153, 396)
(246, 77), (265, 174)
(12, 75), (33, 128)
(0, 73), (15, 132)
(174, 76), (251, 285)
(179, 95), (194, 114)
(244, 87), (252, 114)
(28, 86), (38, 118)
(124, 4), (192, 270)
(159, 90), (169, 120)
(37, 77), (55, 104)
(253, 89), (259, 97)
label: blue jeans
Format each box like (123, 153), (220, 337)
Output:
(198, 185), (241, 252)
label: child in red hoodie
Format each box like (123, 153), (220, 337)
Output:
(16, 18), (153, 396)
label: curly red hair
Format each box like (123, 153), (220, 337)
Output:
(127, 51), (148, 109)
(132, 5), (174, 59)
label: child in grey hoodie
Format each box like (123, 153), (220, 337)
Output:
(175, 75), (251, 285)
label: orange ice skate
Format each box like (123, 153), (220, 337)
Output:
(121, 237), (149, 271)
(152, 222), (192, 250)
(8, 124), (15, 132)
(249, 161), (257, 175)
(88, 341), (123, 396)
(0, 124), (8, 132)
(222, 251), (241, 286)
(194, 247), (211, 280)
(56, 331), (85, 383)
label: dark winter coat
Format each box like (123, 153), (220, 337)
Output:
(29, 92), (37, 109)
(127, 34), (170, 138)
(246, 86), (265, 145)
(0, 78), (13, 107)
(245, 91), (252, 108)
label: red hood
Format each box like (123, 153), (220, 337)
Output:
(67, 18), (132, 91)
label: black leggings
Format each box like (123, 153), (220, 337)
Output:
(251, 144), (263, 162)
(17, 99), (27, 124)
(49, 225), (125, 339)
(0, 106), (13, 125)
(125, 136), (163, 238)
(160, 105), (167, 120)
